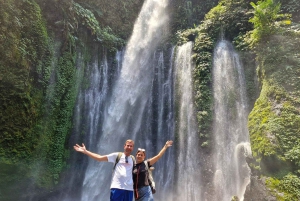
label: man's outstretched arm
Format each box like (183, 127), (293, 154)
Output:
(74, 143), (108, 162)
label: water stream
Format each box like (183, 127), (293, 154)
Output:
(174, 41), (203, 201)
(79, 0), (171, 200)
(211, 40), (252, 201)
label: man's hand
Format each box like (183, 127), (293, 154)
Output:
(74, 143), (87, 153)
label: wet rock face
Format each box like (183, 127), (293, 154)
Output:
(244, 176), (276, 201)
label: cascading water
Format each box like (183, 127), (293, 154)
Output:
(174, 42), (203, 201)
(60, 48), (111, 201)
(78, 0), (171, 200)
(146, 48), (176, 201)
(211, 40), (252, 201)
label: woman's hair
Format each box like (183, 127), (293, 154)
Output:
(136, 148), (146, 156)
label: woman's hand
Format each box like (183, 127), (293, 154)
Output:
(165, 140), (173, 148)
(149, 140), (173, 166)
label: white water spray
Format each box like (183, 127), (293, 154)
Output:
(80, 0), (170, 200)
(174, 42), (203, 201)
(212, 40), (251, 201)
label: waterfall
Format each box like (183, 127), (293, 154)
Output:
(60, 2), (252, 201)
(57, 46), (112, 201)
(212, 40), (251, 201)
(174, 42), (203, 201)
(145, 48), (176, 201)
(78, 0), (171, 200)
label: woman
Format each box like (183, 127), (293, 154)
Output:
(133, 140), (173, 200)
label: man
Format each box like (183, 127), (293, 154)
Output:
(74, 139), (135, 201)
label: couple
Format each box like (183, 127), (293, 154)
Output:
(74, 139), (173, 201)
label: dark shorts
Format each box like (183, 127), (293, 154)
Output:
(110, 188), (133, 201)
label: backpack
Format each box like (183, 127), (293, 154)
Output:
(113, 152), (136, 170)
(144, 161), (156, 194)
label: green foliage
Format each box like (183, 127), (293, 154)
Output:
(75, 0), (144, 40)
(204, 2), (226, 21)
(73, 2), (101, 36)
(0, 0), (83, 191)
(202, 0), (254, 41)
(285, 144), (300, 166)
(248, 78), (300, 172)
(266, 174), (300, 200)
(37, 0), (127, 52)
(192, 32), (214, 141)
(279, 174), (300, 200)
(47, 50), (78, 185)
(0, 0), (57, 198)
(72, 2), (125, 50)
(0, 0), (51, 163)
(247, 7), (300, 181)
(248, 0), (291, 47)
(248, 81), (278, 159)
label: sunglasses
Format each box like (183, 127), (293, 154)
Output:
(138, 148), (145, 152)
(125, 156), (128, 163)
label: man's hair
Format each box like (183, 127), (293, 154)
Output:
(125, 139), (134, 145)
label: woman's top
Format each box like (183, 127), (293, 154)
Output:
(133, 160), (151, 198)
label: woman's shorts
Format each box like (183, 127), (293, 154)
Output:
(135, 186), (154, 201)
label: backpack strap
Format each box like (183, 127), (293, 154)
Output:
(144, 160), (149, 170)
(144, 160), (156, 194)
(113, 152), (136, 170)
(113, 152), (123, 170)
(144, 160), (155, 171)
(130, 155), (136, 165)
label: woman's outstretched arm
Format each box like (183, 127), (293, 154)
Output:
(148, 140), (173, 166)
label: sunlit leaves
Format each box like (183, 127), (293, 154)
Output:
(248, 0), (291, 46)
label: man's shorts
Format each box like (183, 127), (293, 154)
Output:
(110, 188), (133, 201)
